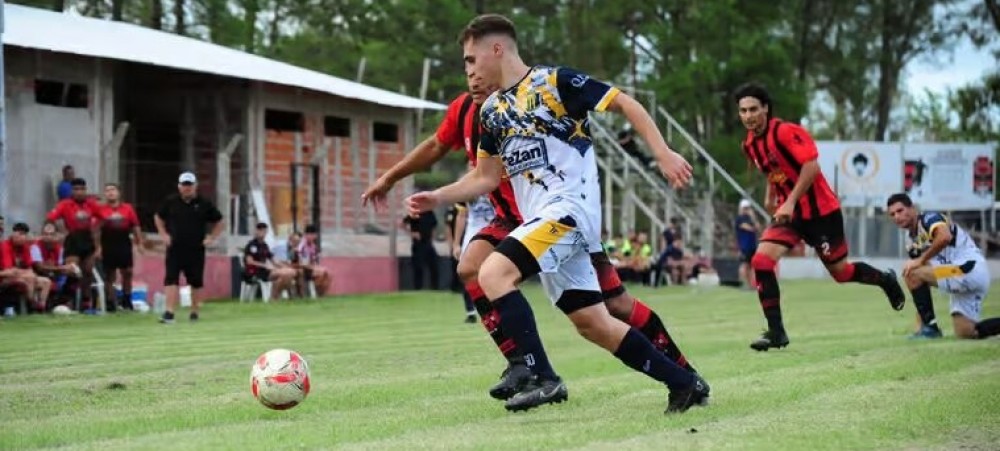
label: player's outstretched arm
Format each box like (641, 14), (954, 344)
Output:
(607, 93), (692, 189)
(405, 157), (502, 216)
(362, 135), (451, 210)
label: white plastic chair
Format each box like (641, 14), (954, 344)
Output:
(238, 259), (272, 303)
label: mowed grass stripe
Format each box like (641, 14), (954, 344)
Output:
(0, 281), (996, 450)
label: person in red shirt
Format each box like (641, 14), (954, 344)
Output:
(46, 178), (103, 308)
(99, 183), (145, 312)
(735, 83), (906, 351)
(364, 72), (702, 403)
(0, 223), (50, 310)
(33, 222), (79, 308)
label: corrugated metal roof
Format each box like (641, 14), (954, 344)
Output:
(3, 4), (446, 110)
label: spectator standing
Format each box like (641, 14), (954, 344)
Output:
(403, 210), (439, 290)
(99, 183), (145, 311)
(56, 165), (75, 201)
(154, 172), (223, 323)
(735, 199), (760, 289)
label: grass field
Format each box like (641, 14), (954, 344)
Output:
(1, 280), (998, 450)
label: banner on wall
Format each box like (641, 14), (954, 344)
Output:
(902, 143), (995, 211)
(817, 141), (903, 208)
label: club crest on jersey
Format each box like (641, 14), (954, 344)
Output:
(519, 92), (541, 111)
(768, 171), (787, 184)
(502, 136), (549, 176)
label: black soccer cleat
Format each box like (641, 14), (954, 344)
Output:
(665, 374), (711, 414)
(159, 311), (175, 324)
(504, 376), (568, 412)
(464, 314), (477, 324)
(750, 329), (790, 351)
(189, 312), (199, 322)
(881, 269), (906, 311)
(489, 363), (533, 400)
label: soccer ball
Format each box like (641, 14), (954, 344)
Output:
(250, 349), (311, 410)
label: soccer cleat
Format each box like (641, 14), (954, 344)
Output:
(665, 374), (711, 414)
(908, 324), (943, 340)
(750, 329), (790, 351)
(504, 376), (568, 412)
(464, 314), (477, 324)
(692, 373), (711, 406)
(189, 312), (199, 322)
(159, 311), (175, 324)
(881, 269), (906, 311)
(489, 363), (533, 400)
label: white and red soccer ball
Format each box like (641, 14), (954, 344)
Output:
(250, 349), (310, 410)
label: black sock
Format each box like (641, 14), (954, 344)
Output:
(754, 266), (784, 332)
(628, 299), (697, 373)
(462, 290), (475, 316)
(975, 317), (1000, 339)
(849, 262), (886, 286)
(494, 290), (557, 379)
(613, 328), (695, 390)
(469, 282), (521, 361)
(910, 283), (938, 329)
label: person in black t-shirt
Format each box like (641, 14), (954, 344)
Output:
(243, 223), (296, 301)
(154, 172), (223, 323)
(402, 210), (439, 290)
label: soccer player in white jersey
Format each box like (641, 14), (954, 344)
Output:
(406, 14), (709, 413)
(886, 193), (1000, 339)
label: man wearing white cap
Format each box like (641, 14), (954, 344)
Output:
(153, 172), (223, 323)
(735, 199), (760, 289)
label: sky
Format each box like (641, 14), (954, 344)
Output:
(905, 39), (998, 95)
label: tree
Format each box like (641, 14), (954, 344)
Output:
(149, 0), (163, 29)
(174, 0), (186, 34)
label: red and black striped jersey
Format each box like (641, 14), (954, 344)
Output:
(742, 118), (840, 220)
(436, 93), (522, 222)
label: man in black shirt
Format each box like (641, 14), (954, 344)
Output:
(403, 210), (439, 290)
(154, 172), (223, 323)
(243, 223), (296, 300)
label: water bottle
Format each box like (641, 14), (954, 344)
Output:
(153, 292), (166, 314)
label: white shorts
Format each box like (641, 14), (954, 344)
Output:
(500, 203), (602, 309)
(934, 260), (989, 322)
(460, 215), (492, 256)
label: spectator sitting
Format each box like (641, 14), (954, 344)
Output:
(298, 225), (331, 296)
(32, 222), (78, 309)
(685, 246), (716, 283)
(627, 232), (654, 285)
(1, 223), (47, 313)
(243, 223), (296, 301)
(272, 231), (306, 297)
(56, 165), (75, 201)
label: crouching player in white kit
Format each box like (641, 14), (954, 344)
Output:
(407, 14), (709, 413)
(886, 193), (1000, 339)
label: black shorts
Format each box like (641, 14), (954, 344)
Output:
(739, 246), (757, 263)
(101, 239), (134, 270)
(243, 268), (270, 282)
(164, 246), (206, 288)
(761, 209), (848, 264)
(470, 216), (520, 247)
(64, 231), (96, 259)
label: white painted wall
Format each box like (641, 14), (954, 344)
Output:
(3, 48), (112, 226)
(778, 257), (1000, 281)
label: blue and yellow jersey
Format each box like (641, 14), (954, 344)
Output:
(477, 66), (619, 219)
(909, 212), (982, 264)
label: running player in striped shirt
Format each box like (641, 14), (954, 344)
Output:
(735, 83), (906, 351)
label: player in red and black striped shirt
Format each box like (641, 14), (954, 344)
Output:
(365, 72), (701, 401)
(735, 83), (905, 351)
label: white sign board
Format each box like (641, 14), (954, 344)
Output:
(902, 143), (994, 211)
(817, 141), (903, 208)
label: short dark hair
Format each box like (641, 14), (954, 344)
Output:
(734, 83), (772, 111)
(255, 222), (269, 230)
(70, 178), (87, 187)
(458, 14), (517, 45)
(62, 165), (73, 172)
(105, 182), (120, 190)
(12, 222), (29, 233)
(886, 193), (913, 208)
(853, 154), (869, 166)
(304, 224), (318, 234)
